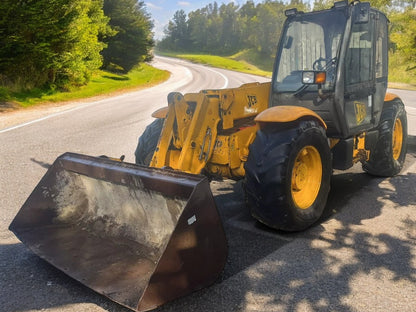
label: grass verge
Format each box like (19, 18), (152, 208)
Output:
(158, 51), (272, 78)
(1, 63), (170, 109)
(230, 49), (275, 73)
(388, 54), (416, 90)
(158, 49), (415, 90)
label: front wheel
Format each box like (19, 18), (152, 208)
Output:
(244, 120), (332, 231)
(135, 118), (164, 165)
(363, 99), (407, 176)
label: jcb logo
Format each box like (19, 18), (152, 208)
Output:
(247, 95), (257, 108)
(354, 101), (366, 125)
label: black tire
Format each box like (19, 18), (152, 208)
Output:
(363, 99), (407, 176)
(135, 118), (164, 165)
(244, 120), (332, 231)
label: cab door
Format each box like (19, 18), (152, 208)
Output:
(343, 3), (377, 135)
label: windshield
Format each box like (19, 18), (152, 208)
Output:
(274, 10), (347, 93)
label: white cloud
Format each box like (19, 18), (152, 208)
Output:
(177, 1), (191, 6)
(145, 2), (163, 10)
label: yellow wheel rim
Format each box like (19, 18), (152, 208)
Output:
(392, 118), (403, 160)
(291, 146), (322, 209)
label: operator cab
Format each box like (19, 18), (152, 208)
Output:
(270, 1), (389, 138)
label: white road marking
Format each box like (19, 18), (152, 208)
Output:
(203, 67), (229, 89)
(0, 59), (195, 134)
(0, 94), (131, 134)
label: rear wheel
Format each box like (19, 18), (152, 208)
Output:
(244, 120), (331, 231)
(135, 118), (164, 165)
(363, 99), (407, 176)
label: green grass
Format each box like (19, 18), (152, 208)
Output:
(3, 64), (170, 108)
(388, 53), (416, 90)
(159, 51), (272, 78)
(159, 49), (416, 90)
(230, 49), (275, 73)
(3, 49), (414, 109)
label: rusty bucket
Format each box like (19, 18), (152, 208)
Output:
(9, 153), (227, 311)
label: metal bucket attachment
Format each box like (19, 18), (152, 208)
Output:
(9, 153), (227, 311)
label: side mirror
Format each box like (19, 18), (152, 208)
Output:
(302, 71), (326, 85)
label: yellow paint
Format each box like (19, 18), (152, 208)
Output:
(384, 93), (398, 102)
(352, 134), (370, 163)
(221, 82), (270, 129)
(151, 107), (168, 118)
(291, 146), (322, 209)
(354, 101), (366, 125)
(255, 106), (327, 129)
(392, 117), (403, 160)
(150, 83), (270, 175)
(208, 125), (258, 178)
(329, 138), (340, 149)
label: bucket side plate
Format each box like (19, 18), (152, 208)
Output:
(9, 153), (227, 311)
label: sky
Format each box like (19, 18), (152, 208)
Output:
(144, 0), (305, 40)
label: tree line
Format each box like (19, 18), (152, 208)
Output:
(158, 0), (305, 56)
(158, 0), (416, 76)
(0, 0), (154, 91)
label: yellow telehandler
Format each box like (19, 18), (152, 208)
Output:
(10, 1), (408, 311)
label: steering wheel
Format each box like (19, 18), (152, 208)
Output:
(313, 57), (337, 71)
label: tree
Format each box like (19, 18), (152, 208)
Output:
(393, 0), (416, 8)
(188, 8), (210, 51)
(57, 0), (112, 87)
(0, 0), (111, 89)
(218, 3), (241, 53)
(390, 8), (416, 63)
(164, 10), (191, 51)
(250, 1), (287, 56)
(101, 0), (154, 73)
(312, 0), (333, 10)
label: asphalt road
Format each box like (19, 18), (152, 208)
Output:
(0, 56), (415, 312)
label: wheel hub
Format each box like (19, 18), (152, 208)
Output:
(293, 162), (307, 191)
(291, 146), (322, 209)
(392, 117), (403, 161)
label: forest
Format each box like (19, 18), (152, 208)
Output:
(0, 0), (154, 92)
(1, 0), (415, 99)
(158, 0), (416, 83)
